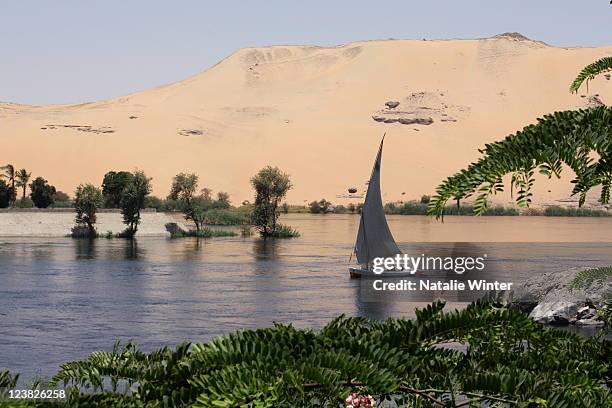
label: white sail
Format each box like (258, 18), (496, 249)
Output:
(354, 136), (401, 265)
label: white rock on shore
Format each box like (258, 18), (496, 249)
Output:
(508, 267), (611, 325)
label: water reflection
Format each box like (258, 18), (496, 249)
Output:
(75, 238), (96, 259)
(252, 238), (281, 261)
(124, 239), (142, 260)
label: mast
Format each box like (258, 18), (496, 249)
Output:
(353, 135), (401, 266)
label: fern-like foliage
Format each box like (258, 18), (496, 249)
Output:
(570, 56), (612, 93)
(427, 107), (612, 217)
(0, 370), (19, 391)
(45, 301), (611, 407)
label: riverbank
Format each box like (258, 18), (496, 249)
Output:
(0, 209), (188, 237)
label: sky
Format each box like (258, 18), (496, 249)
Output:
(1, 0), (610, 105)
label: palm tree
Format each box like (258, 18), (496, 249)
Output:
(0, 164), (16, 204)
(15, 168), (32, 200)
(570, 56), (612, 93)
(428, 58), (612, 218)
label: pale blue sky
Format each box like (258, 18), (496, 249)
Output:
(1, 0), (610, 105)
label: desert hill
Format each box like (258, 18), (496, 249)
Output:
(2, 34), (611, 206)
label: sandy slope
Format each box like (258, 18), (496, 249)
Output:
(2, 34), (611, 206)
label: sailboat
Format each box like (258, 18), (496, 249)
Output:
(349, 135), (403, 278)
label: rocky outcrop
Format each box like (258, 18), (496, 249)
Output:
(385, 101), (400, 109)
(373, 91), (469, 126)
(372, 113), (433, 125)
(165, 222), (187, 236)
(41, 124), (115, 134)
(178, 128), (204, 137)
(508, 267), (611, 325)
(585, 94), (605, 108)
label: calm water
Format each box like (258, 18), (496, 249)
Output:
(1, 214), (612, 381)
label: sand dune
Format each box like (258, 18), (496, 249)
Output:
(2, 33), (611, 206)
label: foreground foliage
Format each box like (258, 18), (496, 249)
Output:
(569, 56), (612, 94)
(15, 301), (605, 407)
(428, 107), (612, 217)
(569, 266), (612, 291)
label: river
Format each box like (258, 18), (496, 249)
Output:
(1, 214), (611, 381)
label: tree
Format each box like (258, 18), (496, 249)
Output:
(309, 198), (332, 214)
(15, 168), (31, 200)
(0, 164), (16, 204)
(74, 184), (103, 237)
(428, 58), (612, 218)
(53, 191), (71, 202)
(168, 173), (198, 202)
(169, 172), (205, 232)
(102, 171), (134, 208)
(0, 180), (10, 208)
(216, 191), (231, 209)
(120, 170), (151, 237)
(250, 166), (292, 237)
(29, 177), (56, 208)
(201, 187), (213, 201)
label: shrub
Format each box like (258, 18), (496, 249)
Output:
(145, 195), (164, 211)
(70, 225), (98, 239)
(161, 198), (183, 212)
(522, 207), (544, 216)
(202, 208), (251, 225)
(385, 201), (519, 216)
(29, 177), (56, 208)
(13, 197), (34, 208)
(53, 190), (70, 202)
(190, 228), (237, 238)
(544, 205), (611, 217)
(309, 199), (332, 214)
(168, 227), (237, 239)
(267, 223), (300, 238)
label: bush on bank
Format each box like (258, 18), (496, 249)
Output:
(2, 300), (609, 407)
